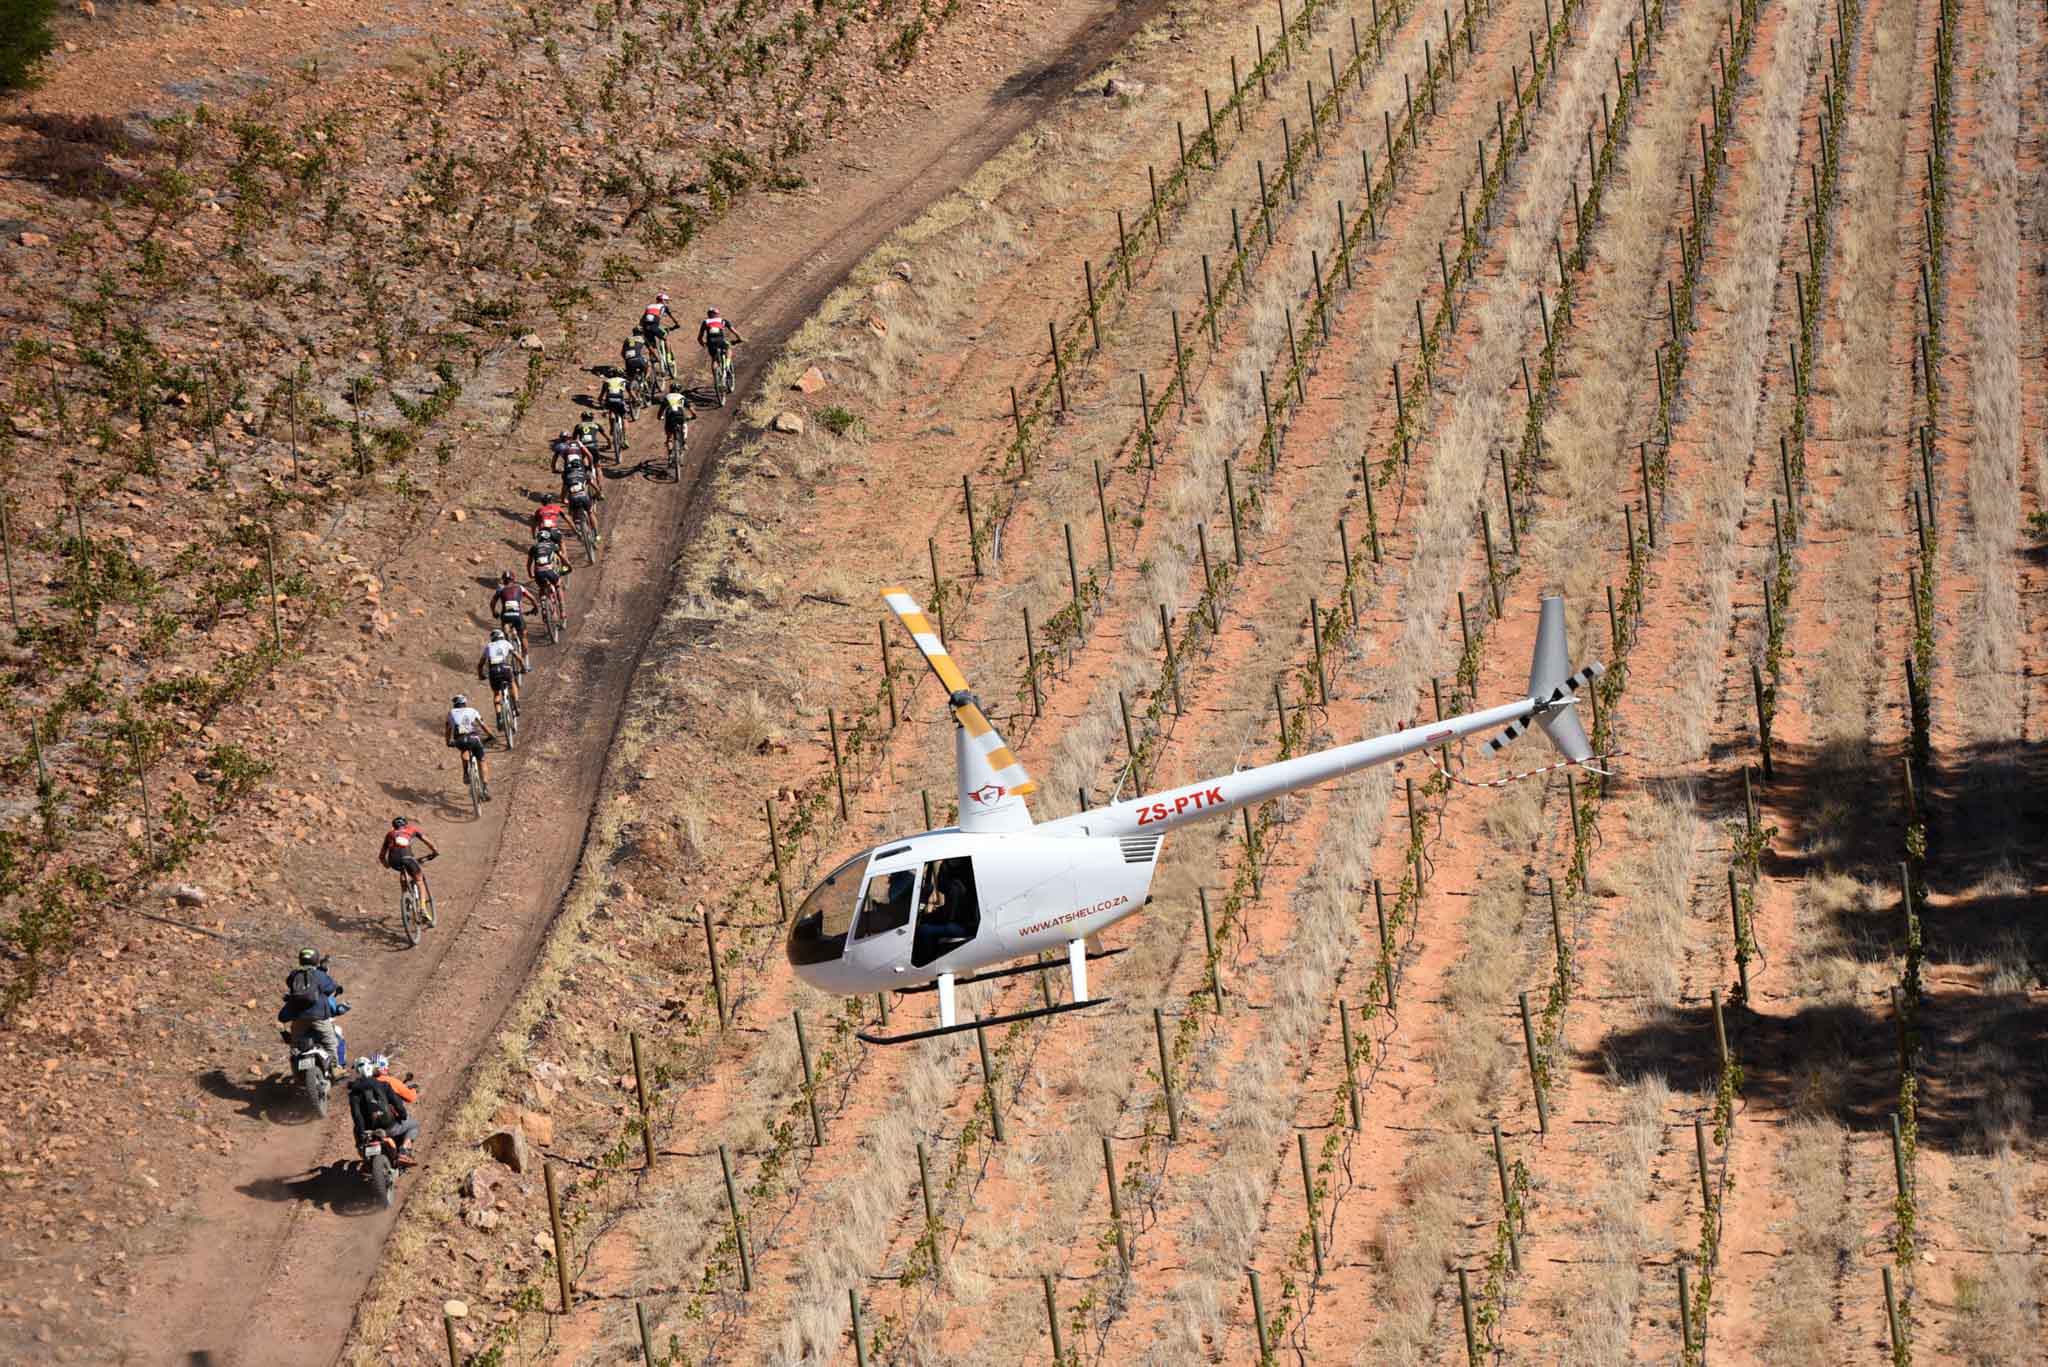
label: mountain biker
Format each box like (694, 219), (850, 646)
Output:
(699, 309), (743, 401)
(347, 1055), (420, 1166)
(490, 573), (539, 660)
(276, 947), (348, 1076)
(641, 292), (678, 339)
(559, 442), (604, 502)
(573, 411), (607, 464)
(379, 816), (439, 906)
(621, 334), (651, 398)
(528, 528), (571, 604)
(533, 497), (570, 537)
(561, 456), (602, 548)
(446, 693), (497, 800)
(658, 386), (692, 454)
(550, 427), (595, 472)
(598, 368), (633, 431)
(477, 628), (527, 717)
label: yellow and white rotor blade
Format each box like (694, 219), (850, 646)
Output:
(882, 587), (1037, 826)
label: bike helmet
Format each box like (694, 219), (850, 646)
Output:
(656, 292), (668, 304)
(489, 628), (505, 642)
(297, 947), (320, 967)
(500, 571), (514, 584)
(580, 410), (595, 422)
(706, 307), (720, 318)
(537, 527), (561, 544)
(392, 816), (410, 830)
(452, 694), (468, 708)
(355, 1057), (378, 1080)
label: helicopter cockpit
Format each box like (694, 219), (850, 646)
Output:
(785, 836), (983, 990)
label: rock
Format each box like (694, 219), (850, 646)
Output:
(462, 1207), (498, 1232)
(448, 507), (468, 523)
(517, 1109), (554, 1147)
(755, 730), (790, 755)
(169, 884), (207, 908)
(890, 260), (914, 284)
(769, 412), (805, 435)
(15, 231), (49, 248)
(791, 366), (828, 394)
(461, 1165), (501, 1204)
(518, 334), (544, 352)
(1104, 76), (1146, 100)
(480, 1128), (532, 1174)
(443, 1301), (469, 1319)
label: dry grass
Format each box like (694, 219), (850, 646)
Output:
(1958, 0), (2023, 739)
(1765, 1117), (1851, 1366)
(1611, 786), (1699, 1004)
(1554, 1074), (1669, 1364)
(1663, 0), (1828, 756)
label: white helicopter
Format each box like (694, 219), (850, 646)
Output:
(787, 588), (1603, 1043)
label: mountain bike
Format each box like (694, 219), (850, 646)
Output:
(494, 681), (519, 751)
(665, 414), (687, 482)
(460, 743), (485, 818)
(541, 580), (565, 645)
(711, 344), (736, 404)
(606, 405), (627, 459)
(399, 852), (437, 947)
(655, 334), (677, 386)
(572, 505), (600, 565)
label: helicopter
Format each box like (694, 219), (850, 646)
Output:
(787, 588), (1603, 1044)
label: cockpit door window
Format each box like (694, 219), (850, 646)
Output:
(852, 867), (918, 941)
(911, 857), (979, 967)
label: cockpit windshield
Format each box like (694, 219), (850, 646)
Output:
(787, 849), (872, 966)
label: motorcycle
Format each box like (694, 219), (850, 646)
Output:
(356, 1127), (405, 1208)
(280, 1004), (346, 1118)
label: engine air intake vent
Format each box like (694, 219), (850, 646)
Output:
(1119, 835), (1162, 865)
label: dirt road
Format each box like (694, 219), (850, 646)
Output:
(107, 3), (1163, 1362)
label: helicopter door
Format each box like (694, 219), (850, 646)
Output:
(911, 857), (979, 968)
(845, 860), (920, 977)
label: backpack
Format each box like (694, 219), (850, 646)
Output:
(352, 1079), (395, 1133)
(284, 967), (321, 1015)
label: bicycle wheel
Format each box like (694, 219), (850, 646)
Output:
(546, 593), (563, 645)
(578, 514), (599, 565)
(400, 881), (421, 947)
(465, 752), (484, 817)
(610, 412), (625, 457)
(498, 693), (516, 751)
(668, 426), (684, 481)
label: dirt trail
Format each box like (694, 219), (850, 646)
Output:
(80, 3), (1172, 1363)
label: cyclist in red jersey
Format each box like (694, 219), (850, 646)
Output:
(379, 817), (440, 905)
(533, 498), (569, 535)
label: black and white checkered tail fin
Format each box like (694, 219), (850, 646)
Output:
(1486, 594), (1605, 763)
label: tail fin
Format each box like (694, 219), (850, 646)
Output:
(1486, 594), (1604, 763)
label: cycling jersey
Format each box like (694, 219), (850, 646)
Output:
(700, 316), (733, 349)
(601, 376), (629, 404)
(481, 639), (518, 671)
(492, 586), (531, 620)
(534, 503), (567, 531)
(622, 343), (648, 373)
(381, 825), (424, 870)
(574, 422), (605, 451)
(448, 706), (484, 736)
(661, 395), (690, 426)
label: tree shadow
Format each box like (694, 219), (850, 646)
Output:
(194, 1067), (320, 1127)
(1753, 732), (2048, 972)
(1591, 987), (2048, 1154)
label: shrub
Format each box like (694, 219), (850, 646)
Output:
(0, 0), (58, 94)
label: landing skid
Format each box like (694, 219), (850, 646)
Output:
(894, 947), (1127, 994)
(857, 996), (1109, 1045)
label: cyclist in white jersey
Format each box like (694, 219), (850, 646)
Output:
(475, 629), (528, 718)
(444, 693), (498, 798)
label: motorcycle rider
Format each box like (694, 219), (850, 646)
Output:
(276, 948), (348, 1076)
(346, 1055), (421, 1166)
